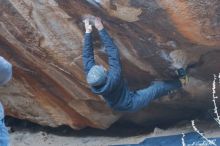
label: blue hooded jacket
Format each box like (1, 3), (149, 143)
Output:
(82, 29), (133, 111)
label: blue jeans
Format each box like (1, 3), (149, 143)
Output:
(114, 79), (182, 112)
(0, 103), (9, 146)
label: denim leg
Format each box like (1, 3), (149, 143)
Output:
(0, 103), (9, 146)
(130, 80), (182, 112)
(0, 123), (9, 146)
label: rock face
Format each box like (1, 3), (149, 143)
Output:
(0, 0), (220, 129)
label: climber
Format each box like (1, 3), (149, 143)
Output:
(82, 17), (188, 112)
(0, 56), (12, 146)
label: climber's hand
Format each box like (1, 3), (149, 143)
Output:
(94, 17), (104, 31)
(84, 19), (92, 33)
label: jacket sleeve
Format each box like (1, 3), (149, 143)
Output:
(98, 29), (122, 79)
(0, 56), (12, 85)
(82, 33), (96, 75)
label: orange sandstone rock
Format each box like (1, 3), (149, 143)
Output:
(0, 0), (219, 129)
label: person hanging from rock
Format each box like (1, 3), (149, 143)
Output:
(82, 16), (188, 112)
(0, 56), (12, 146)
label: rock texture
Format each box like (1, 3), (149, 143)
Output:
(0, 0), (220, 129)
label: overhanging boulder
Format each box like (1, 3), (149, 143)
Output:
(0, 0), (219, 129)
